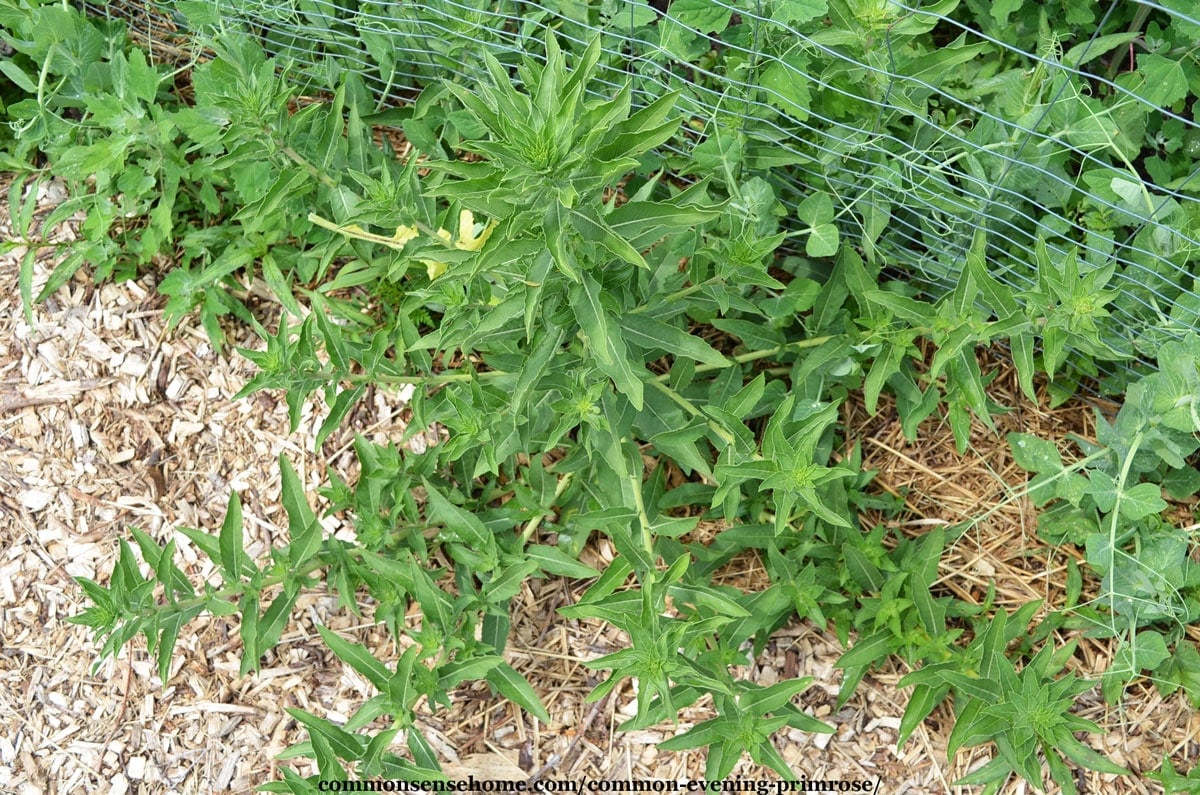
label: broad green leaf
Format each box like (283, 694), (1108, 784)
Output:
(1008, 433), (1063, 474)
(606, 200), (722, 249)
(512, 327), (564, 412)
(842, 544), (884, 591)
(316, 386), (365, 450)
(570, 208), (648, 269)
(1058, 735), (1130, 775)
(898, 683), (948, 749)
(723, 373), (765, 419)
(761, 53), (811, 120)
(177, 525), (220, 566)
(482, 558), (540, 602)
(806, 223), (839, 258)
(0, 61), (36, 93)
(155, 612), (187, 682)
(658, 717), (726, 751)
(737, 677), (814, 714)
(1118, 482), (1168, 521)
(709, 318), (785, 350)
(797, 192), (834, 226)
(1088, 470), (1119, 514)
(239, 591), (260, 677)
(666, 584), (750, 617)
(671, 0), (732, 31)
(649, 419), (708, 447)
(772, 0), (828, 25)
(405, 727), (439, 773)
(989, 0), (1021, 25)
(1137, 54), (1189, 107)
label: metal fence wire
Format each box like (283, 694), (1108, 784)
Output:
(89, 0), (1200, 391)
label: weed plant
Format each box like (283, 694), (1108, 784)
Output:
(4, 0), (1200, 791)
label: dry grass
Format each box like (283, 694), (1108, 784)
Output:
(4, 176), (1200, 795)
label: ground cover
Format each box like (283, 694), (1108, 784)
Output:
(3, 1), (1200, 791)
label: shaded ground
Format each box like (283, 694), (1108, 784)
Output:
(3, 177), (1199, 794)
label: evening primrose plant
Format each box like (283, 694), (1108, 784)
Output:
(8, 1), (1199, 790)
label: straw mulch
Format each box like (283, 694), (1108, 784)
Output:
(3, 176), (1200, 794)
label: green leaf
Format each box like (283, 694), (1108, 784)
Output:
(526, 545), (602, 578)
(512, 327), (564, 412)
(423, 481), (493, 551)
(316, 386), (364, 450)
(1088, 470), (1119, 514)
(0, 61), (36, 93)
(218, 490), (246, 580)
(619, 314), (729, 368)
(438, 655), (503, 689)
(671, 0), (733, 31)
(1008, 433), (1063, 474)
(709, 318), (784, 350)
(570, 207), (648, 269)
(258, 585), (299, 657)
(124, 47), (161, 103)
(666, 584), (750, 617)
(658, 717), (726, 751)
(595, 329), (645, 411)
(569, 272), (614, 366)
(239, 592), (260, 677)
(285, 708), (366, 762)
(177, 524), (220, 563)
(738, 677), (815, 714)
(155, 611), (187, 682)
(1137, 54), (1189, 107)
(989, 0), (1022, 25)
(280, 455), (322, 568)
(835, 631), (893, 671)
(898, 683), (948, 749)
(806, 223), (839, 258)
(761, 53), (811, 120)
(1118, 482), (1168, 521)
(722, 373), (765, 419)
(797, 192), (834, 226)
(1057, 735), (1130, 775)
(317, 625), (393, 692)
(842, 544), (884, 591)
(487, 663), (551, 723)
(772, 0), (828, 25)
(606, 201), (722, 249)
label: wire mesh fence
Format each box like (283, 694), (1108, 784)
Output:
(89, 0), (1200, 391)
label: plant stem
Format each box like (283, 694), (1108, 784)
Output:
(1106, 431), (1144, 625)
(648, 379), (737, 449)
(521, 472), (574, 543)
(628, 276), (725, 312)
(651, 335), (836, 382)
